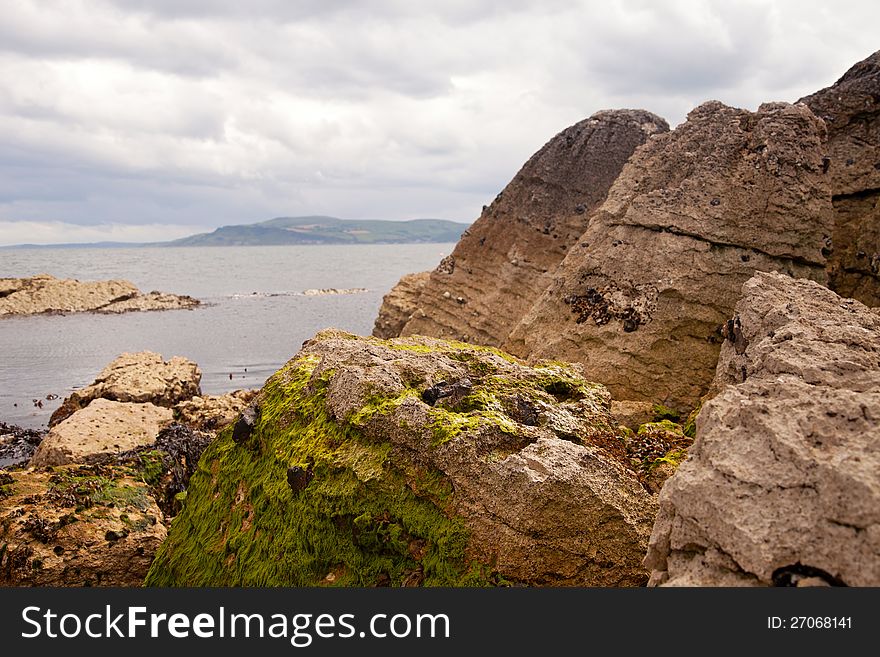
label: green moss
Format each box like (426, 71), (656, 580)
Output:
(682, 402), (703, 439)
(651, 404), (680, 423)
(45, 468), (151, 512)
(648, 448), (688, 471)
(132, 450), (166, 487)
(637, 419), (682, 435)
(145, 353), (494, 587)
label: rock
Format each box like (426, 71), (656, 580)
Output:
(644, 272), (880, 586)
(372, 271), (430, 339)
(117, 423), (214, 518)
(611, 400), (655, 431)
(0, 422), (45, 469)
(800, 50), (880, 306)
(378, 110), (668, 346)
(506, 101), (833, 411)
(50, 351), (202, 426)
(173, 389), (259, 431)
(0, 274), (199, 317)
(146, 329), (657, 587)
(301, 288), (368, 296)
(0, 464), (166, 586)
(31, 399), (173, 467)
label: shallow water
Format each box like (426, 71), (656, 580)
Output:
(0, 243), (453, 429)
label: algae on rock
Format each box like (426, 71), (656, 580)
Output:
(146, 330), (658, 587)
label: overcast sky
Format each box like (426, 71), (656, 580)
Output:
(0, 0), (876, 245)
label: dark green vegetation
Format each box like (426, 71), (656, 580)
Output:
(165, 216), (469, 246)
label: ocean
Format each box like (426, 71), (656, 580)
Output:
(1, 243), (452, 429)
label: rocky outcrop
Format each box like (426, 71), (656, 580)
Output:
(173, 389), (259, 431)
(0, 274), (199, 317)
(31, 399), (174, 466)
(505, 101), (833, 411)
(0, 465), (166, 586)
(373, 271), (430, 339)
(50, 351), (202, 426)
(800, 50), (880, 307)
(146, 330), (657, 587)
(377, 110), (668, 346)
(645, 272), (880, 586)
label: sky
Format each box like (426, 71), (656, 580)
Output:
(0, 0), (877, 245)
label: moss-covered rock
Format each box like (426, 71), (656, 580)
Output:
(626, 420), (694, 493)
(146, 330), (658, 587)
(0, 464), (166, 586)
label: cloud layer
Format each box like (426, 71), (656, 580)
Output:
(0, 0), (877, 244)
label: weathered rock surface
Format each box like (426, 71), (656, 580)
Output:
(0, 465), (166, 586)
(645, 272), (880, 586)
(146, 330), (657, 587)
(611, 400), (656, 431)
(0, 274), (199, 317)
(31, 399), (174, 467)
(173, 389), (259, 431)
(372, 271), (430, 339)
(378, 110), (668, 346)
(801, 50), (880, 306)
(506, 101), (833, 411)
(50, 351), (202, 426)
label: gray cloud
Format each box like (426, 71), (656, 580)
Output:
(0, 0), (877, 245)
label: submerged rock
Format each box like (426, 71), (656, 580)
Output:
(801, 50), (880, 307)
(50, 351), (202, 426)
(0, 464), (166, 586)
(146, 330), (657, 587)
(645, 272), (880, 586)
(31, 398), (174, 467)
(375, 110), (668, 346)
(506, 101), (833, 410)
(0, 274), (199, 317)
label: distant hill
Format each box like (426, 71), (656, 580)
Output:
(0, 216), (470, 249)
(164, 216), (469, 246)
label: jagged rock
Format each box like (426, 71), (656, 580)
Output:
(173, 389), (259, 431)
(50, 351), (202, 426)
(645, 272), (880, 586)
(801, 50), (880, 306)
(31, 399), (174, 467)
(373, 271), (430, 339)
(0, 465), (166, 586)
(146, 330), (657, 587)
(506, 101), (834, 411)
(380, 110), (668, 345)
(0, 274), (199, 317)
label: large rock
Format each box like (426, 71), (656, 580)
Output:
(146, 330), (657, 587)
(372, 271), (430, 339)
(378, 110), (668, 346)
(801, 50), (880, 306)
(31, 399), (173, 466)
(0, 465), (166, 586)
(645, 272), (880, 586)
(50, 351), (202, 426)
(506, 101), (834, 411)
(0, 274), (199, 317)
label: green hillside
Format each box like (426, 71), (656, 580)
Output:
(166, 216), (468, 246)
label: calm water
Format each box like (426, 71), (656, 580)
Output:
(1, 244), (452, 429)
